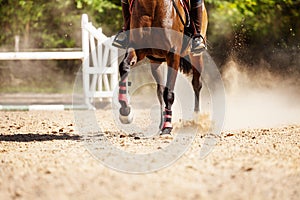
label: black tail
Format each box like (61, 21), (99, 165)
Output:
(180, 55), (193, 74)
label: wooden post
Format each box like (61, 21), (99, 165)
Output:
(81, 14), (93, 108)
(97, 28), (103, 102)
(15, 35), (20, 52)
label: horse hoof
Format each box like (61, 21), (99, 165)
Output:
(119, 107), (134, 124)
(160, 127), (172, 135)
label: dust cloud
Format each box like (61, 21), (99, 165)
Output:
(222, 60), (300, 130)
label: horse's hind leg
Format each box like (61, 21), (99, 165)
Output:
(191, 54), (204, 113)
(118, 49), (138, 124)
(161, 54), (180, 135)
(150, 61), (164, 129)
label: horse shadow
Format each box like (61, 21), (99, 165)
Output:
(0, 133), (81, 142)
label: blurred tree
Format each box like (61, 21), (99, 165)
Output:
(74, 0), (122, 35)
(0, 0), (81, 50)
(0, 0), (43, 49)
(206, 0), (300, 66)
(0, 0), (298, 69)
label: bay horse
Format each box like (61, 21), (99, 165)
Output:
(118, 0), (208, 135)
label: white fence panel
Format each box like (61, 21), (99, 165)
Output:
(0, 14), (120, 109)
(81, 14), (119, 108)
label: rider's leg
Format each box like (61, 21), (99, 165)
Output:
(190, 0), (207, 55)
(112, 0), (130, 49)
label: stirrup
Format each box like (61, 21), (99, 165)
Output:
(191, 34), (207, 56)
(112, 30), (128, 49)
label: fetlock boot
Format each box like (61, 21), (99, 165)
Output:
(190, 3), (207, 55)
(112, 1), (130, 49)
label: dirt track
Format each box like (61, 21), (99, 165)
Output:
(0, 110), (299, 200)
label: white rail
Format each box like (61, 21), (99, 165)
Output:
(0, 51), (84, 60)
(0, 14), (119, 109)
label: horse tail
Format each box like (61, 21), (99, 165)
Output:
(180, 55), (193, 74)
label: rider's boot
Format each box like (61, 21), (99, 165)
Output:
(112, 1), (130, 49)
(190, 2), (207, 55)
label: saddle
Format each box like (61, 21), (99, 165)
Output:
(129, 0), (191, 28)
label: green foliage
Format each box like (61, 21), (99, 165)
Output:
(0, 0), (82, 49)
(75, 0), (120, 12)
(74, 0), (122, 35)
(0, 0), (122, 49)
(206, 0), (300, 46)
(0, 0), (298, 67)
(205, 0), (300, 67)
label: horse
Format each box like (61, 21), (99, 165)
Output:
(118, 0), (208, 135)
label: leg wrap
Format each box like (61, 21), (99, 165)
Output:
(163, 88), (174, 110)
(118, 80), (131, 107)
(162, 109), (173, 129)
(162, 88), (174, 129)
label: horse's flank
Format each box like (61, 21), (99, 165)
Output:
(129, 0), (186, 57)
(128, 0), (207, 59)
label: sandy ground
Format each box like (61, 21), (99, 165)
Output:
(0, 110), (299, 200)
(1, 60), (300, 200)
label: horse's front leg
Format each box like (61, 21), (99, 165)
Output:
(190, 54), (204, 113)
(150, 61), (165, 129)
(118, 49), (137, 124)
(161, 54), (180, 135)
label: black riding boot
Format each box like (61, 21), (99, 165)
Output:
(112, 1), (130, 49)
(190, 4), (206, 55)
